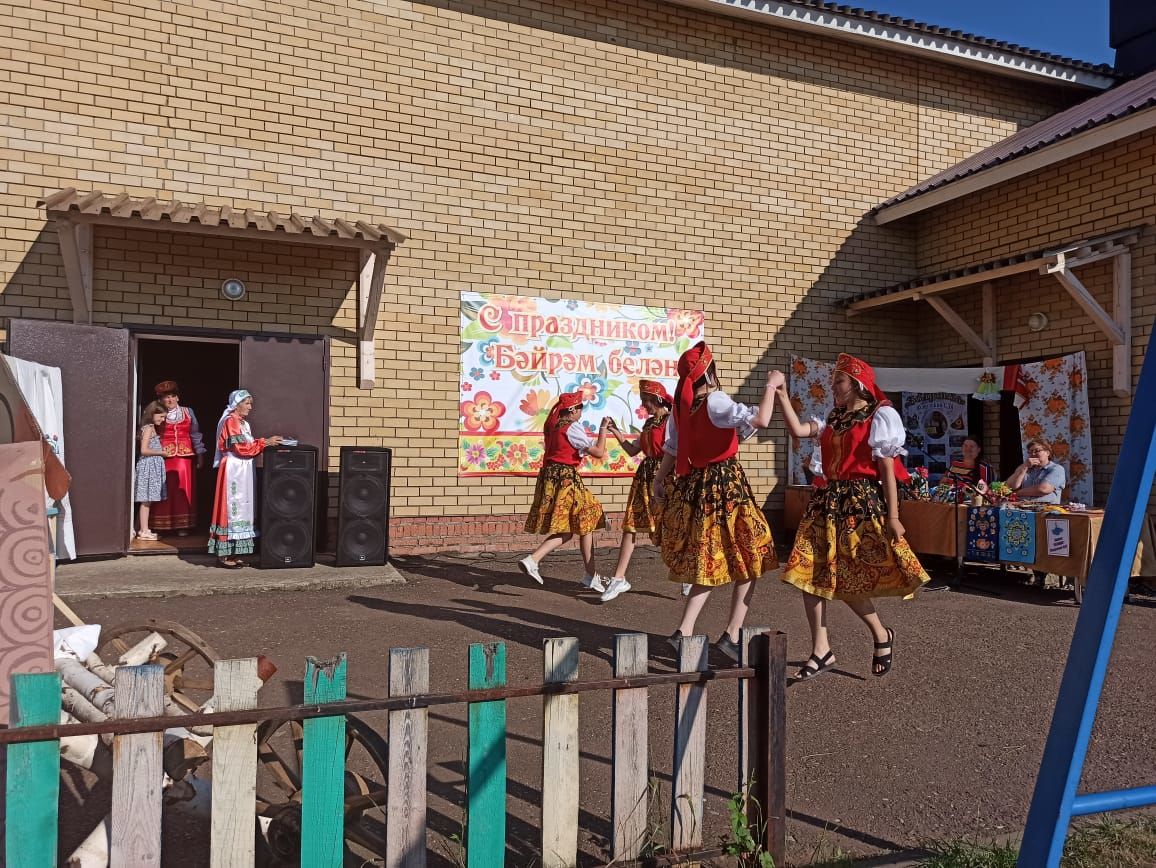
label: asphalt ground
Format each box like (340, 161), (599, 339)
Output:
(52, 545), (1156, 866)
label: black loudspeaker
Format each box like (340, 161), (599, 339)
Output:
(337, 446), (392, 567)
(259, 445), (318, 569)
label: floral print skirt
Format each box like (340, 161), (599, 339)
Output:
(783, 479), (930, 601)
(622, 456), (661, 537)
(656, 457), (776, 587)
(524, 462), (607, 536)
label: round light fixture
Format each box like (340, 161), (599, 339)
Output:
(1027, 312), (1049, 333)
(221, 278), (247, 301)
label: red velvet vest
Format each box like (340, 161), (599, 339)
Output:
(544, 422), (582, 466)
(159, 408), (195, 458)
(681, 402), (738, 470)
(819, 407), (911, 483)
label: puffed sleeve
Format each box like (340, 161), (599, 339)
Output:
(187, 408), (206, 455)
(565, 424), (595, 456)
(221, 416), (267, 458)
(663, 412), (679, 456)
(705, 390), (756, 430)
(868, 405), (907, 459)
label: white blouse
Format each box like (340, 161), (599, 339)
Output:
(663, 391), (756, 456)
(808, 404), (907, 476)
(566, 424), (595, 456)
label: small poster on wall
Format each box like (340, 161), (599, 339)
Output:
(901, 391), (969, 484)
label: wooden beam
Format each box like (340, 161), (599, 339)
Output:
(846, 257), (1043, 313)
(1113, 251), (1132, 397)
(611, 634), (649, 862)
(925, 295), (993, 360)
(357, 248), (389, 390)
(54, 219), (93, 324)
(541, 637), (580, 868)
(981, 282), (996, 366)
(210, 659), (261, 868)
(111, 665), (165, 867)
(1044, 243), (1131, 273)
(1050, 266), (1126, 346)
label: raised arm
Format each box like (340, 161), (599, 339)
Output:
(585, 418), (611, 460)
(773, 378), (819, 439)
(749, 369), (785, 428)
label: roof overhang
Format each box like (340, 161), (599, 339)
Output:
(663, 0), (1117, 90)
(873, 106), (1156, 225)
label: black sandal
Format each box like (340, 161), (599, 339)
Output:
(794, 650), (835, 681)
(873, 628), (895, 676)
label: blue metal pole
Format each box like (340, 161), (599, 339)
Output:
(1018, 343), (1156, 867)
(1071, 785), (1156, 817)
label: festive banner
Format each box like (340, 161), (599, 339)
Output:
(458, 293), (705, 476)
(900, 392), (969, 484)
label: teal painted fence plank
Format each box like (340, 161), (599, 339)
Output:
(467, 642), (507, 868)
(301, 654), (348, 868)
(6, 672), (63, 868)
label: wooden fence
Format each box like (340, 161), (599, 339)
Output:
(2, 629), (786, 867)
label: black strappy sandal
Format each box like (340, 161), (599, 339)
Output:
(873, 628), (895, 677)
(794, 650), (836, 681)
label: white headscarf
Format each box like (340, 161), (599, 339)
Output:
(213, 389), (252, 468)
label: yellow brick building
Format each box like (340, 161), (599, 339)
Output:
(1, 0), (1132, 555)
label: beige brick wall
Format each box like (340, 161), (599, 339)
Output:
(0, 0), (1079, 546)
(901, 132), (1156, 505)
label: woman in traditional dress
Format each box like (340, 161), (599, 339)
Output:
(774, 354), (930, 680)
(930, 436), (995, 503)
(519, 390), (609, 591)
(208, 390), (284, 568)
(599, 379), (673, 603)
(152, 380), (207, 536)
(651, 342), (782, 662)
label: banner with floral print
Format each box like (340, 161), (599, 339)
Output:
(1013, 351), (1093, 505)
(786, 356), (835, 484)
(459, 292), (705, 476)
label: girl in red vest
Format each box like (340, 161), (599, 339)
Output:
(774, 353), (929, 680)
(651, 342), (783, 662)
(599, 379), (673, 603)
(520, 390), (610, 591)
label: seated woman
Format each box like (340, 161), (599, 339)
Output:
(930, 437), (995, 503)
(1006, 437), (1066, 505)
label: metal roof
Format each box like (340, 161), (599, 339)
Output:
(39, 188), (406, 247)
(873, 68), (1156, 217)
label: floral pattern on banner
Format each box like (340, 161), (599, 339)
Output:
(1014, 351), (1093, 505)
(459, 434), (640, 477)
(787, 356), (835, 484)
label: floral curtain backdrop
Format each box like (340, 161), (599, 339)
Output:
(458, 292), (705, 476)
(1012, 351), (1093, 505)
(787, 356), (835, 484)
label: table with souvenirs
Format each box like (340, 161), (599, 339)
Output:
(783, 486), (1118, 598)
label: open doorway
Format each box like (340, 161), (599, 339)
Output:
(132, 335), (240, 554)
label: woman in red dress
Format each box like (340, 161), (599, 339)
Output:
(599, 379), (673, 603)
(775, 354), (929, 680)
(151, 380), (207, 536)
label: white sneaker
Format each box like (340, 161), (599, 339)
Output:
(583, 573), (607, 594)
(681, 583), (692, 596)
(519, 556), (544, 584)
(600, 577), (631, 602)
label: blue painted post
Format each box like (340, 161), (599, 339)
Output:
(467, 642), (507, 868)
(301, 654), (349, 868)
(5, 672), (63, 867)
(1019, 341), (1156, 867)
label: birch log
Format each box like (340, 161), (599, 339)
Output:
(57, 659), (116, 714)
(118, 633), (168, 666)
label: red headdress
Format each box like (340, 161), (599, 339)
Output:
(638, 379), (672, 405)
(673, 342), (715, 474)
(154, 380), (179, 397)
(834, 353), (889, 405)
(544, 390), (584, 437)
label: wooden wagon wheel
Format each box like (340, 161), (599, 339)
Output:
(96, 619), (223, 711)
(255, 715), (389, 860)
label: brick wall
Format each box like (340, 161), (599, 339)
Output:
(900, 132), (1156, 506)
(0, 0), (1079, 552)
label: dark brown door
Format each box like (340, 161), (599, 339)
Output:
(239, 335), (329, 468)
(8, 319), (132, 556)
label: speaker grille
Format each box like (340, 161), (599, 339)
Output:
(259, 445), (317, 569)
(339, 519), (386, 563)
(337, 446), (391, 567)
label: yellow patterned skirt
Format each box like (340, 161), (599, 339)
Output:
(656, 457), (776, 587)
(622, 456), (661, 537)
(783, 479), (930, 601)
(524, 462), (607, 536)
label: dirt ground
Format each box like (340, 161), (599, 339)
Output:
(55, 545), (1156, 866)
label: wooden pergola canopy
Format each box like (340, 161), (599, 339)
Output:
(38, 188), (406, 389)
(843, 228), (1141, 396)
